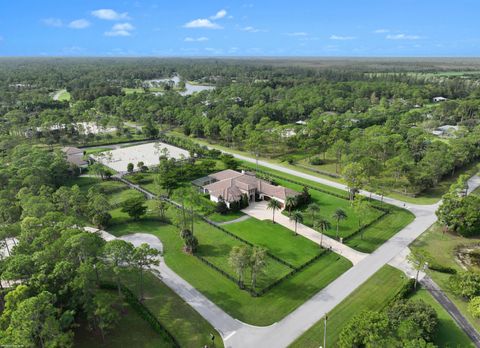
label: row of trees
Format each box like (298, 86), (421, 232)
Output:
(228, 245), (267, 290)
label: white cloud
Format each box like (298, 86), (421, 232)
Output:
(287, 32), (308, 37)
(43, 18), (63, 27)
(184, 36), (209, 42)
(242, 26), (262, 33)
(68, 19), (91, 29)
(184, 18), (222, 29)
(330, 35), (355, 40)
(210, 9), (227, 20)
(374, 28), (389, 33)
(386, 33), (421, 40)
(91, 9), (129, 20)
(105, 22), (134, 36)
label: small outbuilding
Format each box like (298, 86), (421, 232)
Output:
(433, 96), (447, 102)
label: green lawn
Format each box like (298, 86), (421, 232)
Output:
(290, 266), (408, 348)
(83, 147), (112, 156)
(411, 224), (480, 332)
(53, 89), (71, 101)
(107, 218), (351, 325)
(410, 289), (474, 348)
(240, 161), (414, 252)
(207, 210), (245, 223)
(224, 218), (322, 267)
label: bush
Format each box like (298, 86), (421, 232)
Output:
(309, 157), (324, 165)
(215, 201), (228, 215)
(394, 278), (417, 300)
(428, 262), (457, 274)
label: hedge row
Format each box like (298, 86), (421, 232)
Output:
(100, 282), (180, 348)
(196, 248), (328, 297)
(428, 263), (457, 274)
(342, 209), (389, 242)
(393, 278), (417, 302)
(247, 166), (351, 201)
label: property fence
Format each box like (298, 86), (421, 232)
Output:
(100, 282), (180, 348)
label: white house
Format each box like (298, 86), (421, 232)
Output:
(433, 97), (447, 102)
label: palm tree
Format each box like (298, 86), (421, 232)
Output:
(267, 199), (282, 223)
(289, 210), (304, 236)
(306, 203), (320, 224)
(314, 218), (331, 247)
(285, 196), (297, 217)
(332, 209), (347, 240)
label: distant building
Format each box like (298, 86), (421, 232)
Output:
(62, 147), (88, 171)
(295, 120), (307, 125)
(196, 169), (300, 208)
(433, 96), (447, 102)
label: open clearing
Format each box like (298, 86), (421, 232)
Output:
(92, 142), (189, 172)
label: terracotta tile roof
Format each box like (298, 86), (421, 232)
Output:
(203, 170), (300, 203)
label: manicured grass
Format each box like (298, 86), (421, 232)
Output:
(345, 206), (414, 253)
(83, 147), (112, 156)
(107, 218), (352, 325)
(240, 161), (414, 252)
(410, 289), (475, 348)
(207, 210), (245, 223)
(224, 218), (322, 267)
(290, 266), (409, 348)
(275, 175), (383, 239)
(411, 224), (480, 332)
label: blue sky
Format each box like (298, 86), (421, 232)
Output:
(0, 0), (479, 57)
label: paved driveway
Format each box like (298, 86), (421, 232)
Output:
(242, 201), (367, 265)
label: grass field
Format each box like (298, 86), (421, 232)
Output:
(224, 218), (322, 267)
(290, 266), (408, 348)
(83, 147), (111, 156)
(411, 224), (480, 332)
(107, 217), (351, 325)
(290, 265), (473, 348)
(207, 210), (245, 223)
(240, 161), (414, 253)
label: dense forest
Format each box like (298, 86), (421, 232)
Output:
(1, 58), (479, 196)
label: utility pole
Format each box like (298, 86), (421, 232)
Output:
(324, 313), (328, 348)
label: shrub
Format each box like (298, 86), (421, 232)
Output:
(215, 201), (228, 215)
(428, 262), (457, 274)
(309, 157), (324, 165)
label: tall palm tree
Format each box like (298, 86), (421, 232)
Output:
(332, 209), (347, 240)
(306, 203), (320, 224)
(285, 196), (297, 217)
(289, 210), (304, 236)
(267, 199), (282, 223)
(314, 218), (331, 247)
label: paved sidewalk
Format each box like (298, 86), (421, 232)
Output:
(215, 215), (251, 226)
(242, 201), (367, 265)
